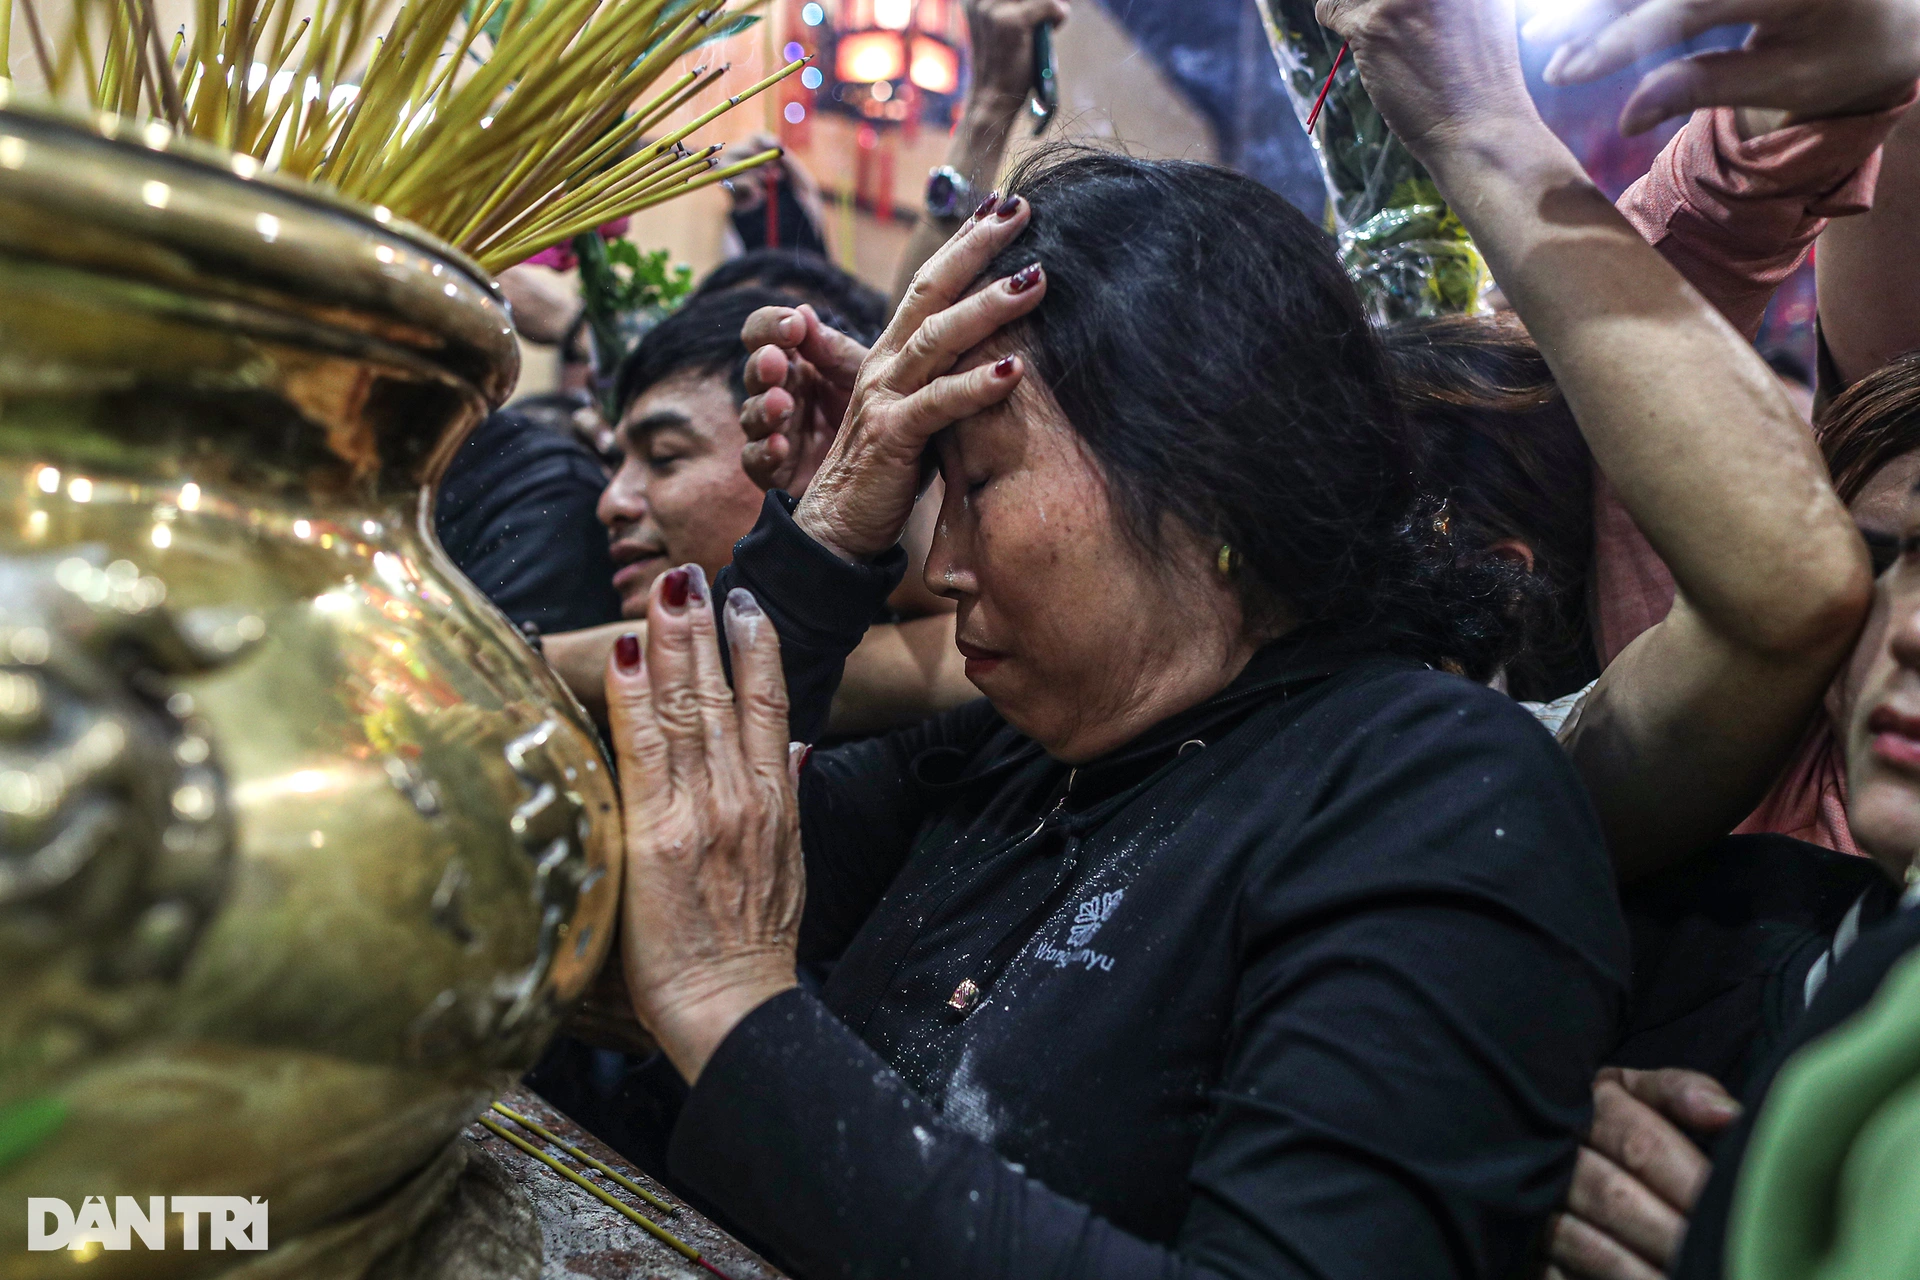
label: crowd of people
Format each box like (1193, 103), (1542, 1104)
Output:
(430, 0), (1920, 1275)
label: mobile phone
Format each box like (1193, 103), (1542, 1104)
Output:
(1030, 23), (1058, 134)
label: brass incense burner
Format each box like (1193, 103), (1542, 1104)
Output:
(0, 99), (620, 1275)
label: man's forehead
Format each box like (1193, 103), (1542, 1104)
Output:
(619, 405), (692, 439)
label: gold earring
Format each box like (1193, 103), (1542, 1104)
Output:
(1216, 544), (1235, 577)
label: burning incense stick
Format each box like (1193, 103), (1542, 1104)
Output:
(1305, 39), (1347, 134)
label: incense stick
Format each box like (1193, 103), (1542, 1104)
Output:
(489, 1102), (679, 1216)
(477, 1115), (735, 1279)
(19, 0), (798, 271)
(1305, 40), (1348, 134)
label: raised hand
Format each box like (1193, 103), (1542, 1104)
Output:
(1544, 1067), (1740, 1280)
(1526, 0), (1920, 136)
(793, 194), (1047, 562)
(1313, 0), (1539, 163)
(604, 564), (804, 1083)
(965, 0), (1073, 112)
(738, 303), (871, 496)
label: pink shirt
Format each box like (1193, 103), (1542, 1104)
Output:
(1598, 98), (1914, 854)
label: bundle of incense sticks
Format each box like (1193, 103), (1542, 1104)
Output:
(3, 0), (803, 272)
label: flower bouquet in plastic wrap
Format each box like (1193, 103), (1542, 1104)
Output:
(1255, 0), (1493, 322)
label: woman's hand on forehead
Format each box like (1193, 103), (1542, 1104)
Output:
(791, 194), (1049, 562)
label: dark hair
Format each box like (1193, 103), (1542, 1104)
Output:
(982, 147), (1527, 678)
(1818, 352), (1920, 506)
(612, 285), (799, 419)
(1384, 313), (1598, 700)
(694, 248), (889, 343)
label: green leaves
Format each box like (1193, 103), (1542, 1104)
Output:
(598, 238), (695, 315)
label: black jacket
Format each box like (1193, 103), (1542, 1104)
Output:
(1675, 873), (1918, 1280)
(670, 493), (1629, 1280)
(435, 408), (622, 634)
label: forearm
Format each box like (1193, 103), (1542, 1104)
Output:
(1427, 124), (1866, 653)
(1819, 100), (1920, 387)
(893, 94), (1027, 304)
(1592, 101), (1901, 660)
(543, 621), (633, 720)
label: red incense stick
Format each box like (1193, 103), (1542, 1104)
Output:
(1305, 40), (1349, 134)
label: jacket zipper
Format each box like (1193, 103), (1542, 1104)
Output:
(946, 770), (1078, 1015)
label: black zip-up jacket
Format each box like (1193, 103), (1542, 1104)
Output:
(671, 494), (1628, 1280)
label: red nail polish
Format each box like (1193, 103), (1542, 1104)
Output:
(994, 356), (1016, 377)
(614, 632), (640, 671)
(973, 191), (1000, 220)
(661, 568), (690, 609)
(994, 195), (1022, 220)
(1007, 262), (1042, 294)
(799, 745), (813, 771)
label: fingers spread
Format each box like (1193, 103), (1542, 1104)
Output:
(890, 263), (1048, 391)
(604, 630), (671, 814)
(1542, 0), (1739, 87)
(1616, 47), (1796, 134)
(1565, 1145), (1687, 1268)
(1589, 1076), (1715, 1212)
(1546, 1209), (1668, 1280)
(884, 195), (1033, 352)
(891, 353), (1026, 445)
(1523, 0), (1635, 49)
(725, 588), (793, 776)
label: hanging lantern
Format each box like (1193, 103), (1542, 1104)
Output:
(820, 0), (963, 127)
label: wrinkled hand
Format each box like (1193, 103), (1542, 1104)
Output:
(1528, 0), (1920, 136)
(1544, 1067), (1741, 1280)
(739, 304), (870, 495)
(1315, 0), (1540, 163)
(965, 0), (1072, 109)
(605, 565), (804, 1084)
(792, 196), (1047, 561)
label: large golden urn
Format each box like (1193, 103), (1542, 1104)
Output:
(0, 98), (620, 1275)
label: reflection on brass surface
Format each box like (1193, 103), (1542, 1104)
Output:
(0, 105), (620, 1276)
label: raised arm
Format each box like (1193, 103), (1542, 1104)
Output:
(1319, 0), (1875, 875)
(1819, 105), (1920, 390)
(1568, 41), (1914, 662)
(891, 0), (1070, 306)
